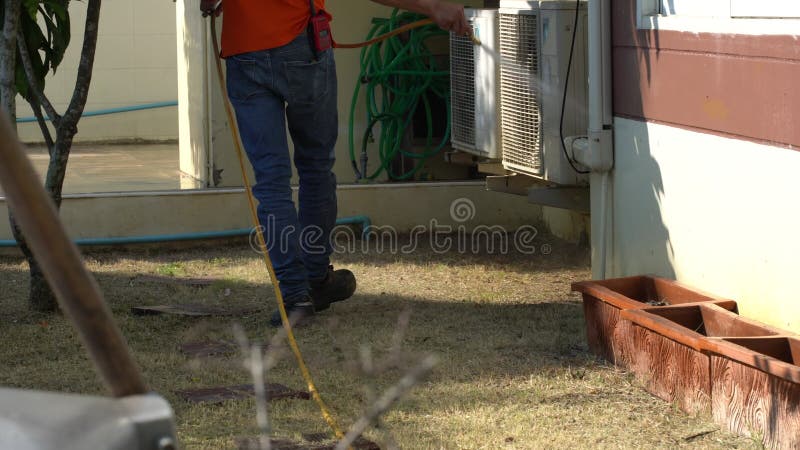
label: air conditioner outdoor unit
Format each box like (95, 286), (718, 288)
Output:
(498, 0), (588, 185)
(449, 8), (501, 160)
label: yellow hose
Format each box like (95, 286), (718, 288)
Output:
(209, 16), (346, 441)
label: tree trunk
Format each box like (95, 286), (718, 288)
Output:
(9, 213), (58, 311)
(0, 0), (21, 120)
(28, 0), (101, 311)
(28, 254), (57, 311)
(14, 17), (60, 311)
(16, 0), (102, 312)
(47, 0), (101, 206)
(1, 0), (53, 311)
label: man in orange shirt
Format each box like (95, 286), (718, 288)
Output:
(201, 0), (469, 326)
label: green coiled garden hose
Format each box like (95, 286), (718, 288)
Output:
(347, 10), (451, 181)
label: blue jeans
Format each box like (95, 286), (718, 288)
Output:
(226, 34), (338, 302)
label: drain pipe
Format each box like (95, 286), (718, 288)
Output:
(597, 172), (611, 279)
(573, 0), (614, 279)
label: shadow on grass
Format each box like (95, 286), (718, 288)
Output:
(0, 229), (589, 277)
(0, 244), (757, 449)
(0, 262), (592, 387)
(0, 242), (598, 448)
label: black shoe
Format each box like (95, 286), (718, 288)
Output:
(310, 266), (357, 312)
(270, 294), (315, 327)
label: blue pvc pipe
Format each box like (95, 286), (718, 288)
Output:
(0, 215), (372, 247)
(335, 214), (372, 232)
(16, 101), (179, 123)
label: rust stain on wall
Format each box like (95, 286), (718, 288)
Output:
(702, 98), (729, 121)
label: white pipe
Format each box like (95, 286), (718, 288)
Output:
(204, 16), (214, 187)
(587, 0), (613, 166)
(588, 0), (614, 279)
(600, 0), (613, 126)
(588, 0), (603, 136)
(598, 172), (610, 279)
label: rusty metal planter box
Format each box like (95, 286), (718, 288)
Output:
(571, 276), (737, 366)
(620, 304), (783, 414)
(704, 336), (800, 449)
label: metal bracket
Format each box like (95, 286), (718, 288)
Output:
(477, 162), (507, 176)
(486, 173), (590, 212)
(527, 185), (590, 213)
(486, 173), (552, 196)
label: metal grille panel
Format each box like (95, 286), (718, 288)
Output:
(499, 12), (542, 175)
(450, 22), (476, 148)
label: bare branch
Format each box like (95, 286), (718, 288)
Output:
(335, 354), (438, 450)
(232, 325), (272, 450)
(17, 29), (61, 127)
(359, 345), (375, 376)
(232, 324), (250, 357)
(61, 0), (101, 127)
(374, 307), (413, 373)
(250, 345), (271, 450)
(390, 308), (412, 354)
(358, 344), (378, 420)
(232, 323), (299, 450)
(26, 98), (55, 156)
(44, 0), (102, 208)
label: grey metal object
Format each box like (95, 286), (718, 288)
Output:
(0, 388), (177, 450)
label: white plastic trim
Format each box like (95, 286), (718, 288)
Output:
(637, 0), (800, 35)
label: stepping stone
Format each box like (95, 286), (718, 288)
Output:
(131, 303), (261, 317)
(176, 383), (310, 404)
(237, 436), (380, 450)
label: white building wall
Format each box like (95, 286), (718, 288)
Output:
(606, 117), (800, 332)
(16, 0), (178, 143)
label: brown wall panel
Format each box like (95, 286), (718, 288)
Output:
(612, 0), (800, 61)
(612, 0), (800, 149)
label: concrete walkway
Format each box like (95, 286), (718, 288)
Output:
(2, 143), (181, 195)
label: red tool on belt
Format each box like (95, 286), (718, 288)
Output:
(308, 0), (333, 55)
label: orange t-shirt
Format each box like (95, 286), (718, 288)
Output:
(221, 0), (327, 57)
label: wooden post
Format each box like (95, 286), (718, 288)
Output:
(0, 112), (147, 397)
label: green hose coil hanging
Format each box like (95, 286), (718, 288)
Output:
(348, 10), (451, 181)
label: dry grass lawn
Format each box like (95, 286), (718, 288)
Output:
(0, 236), (759, 449)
